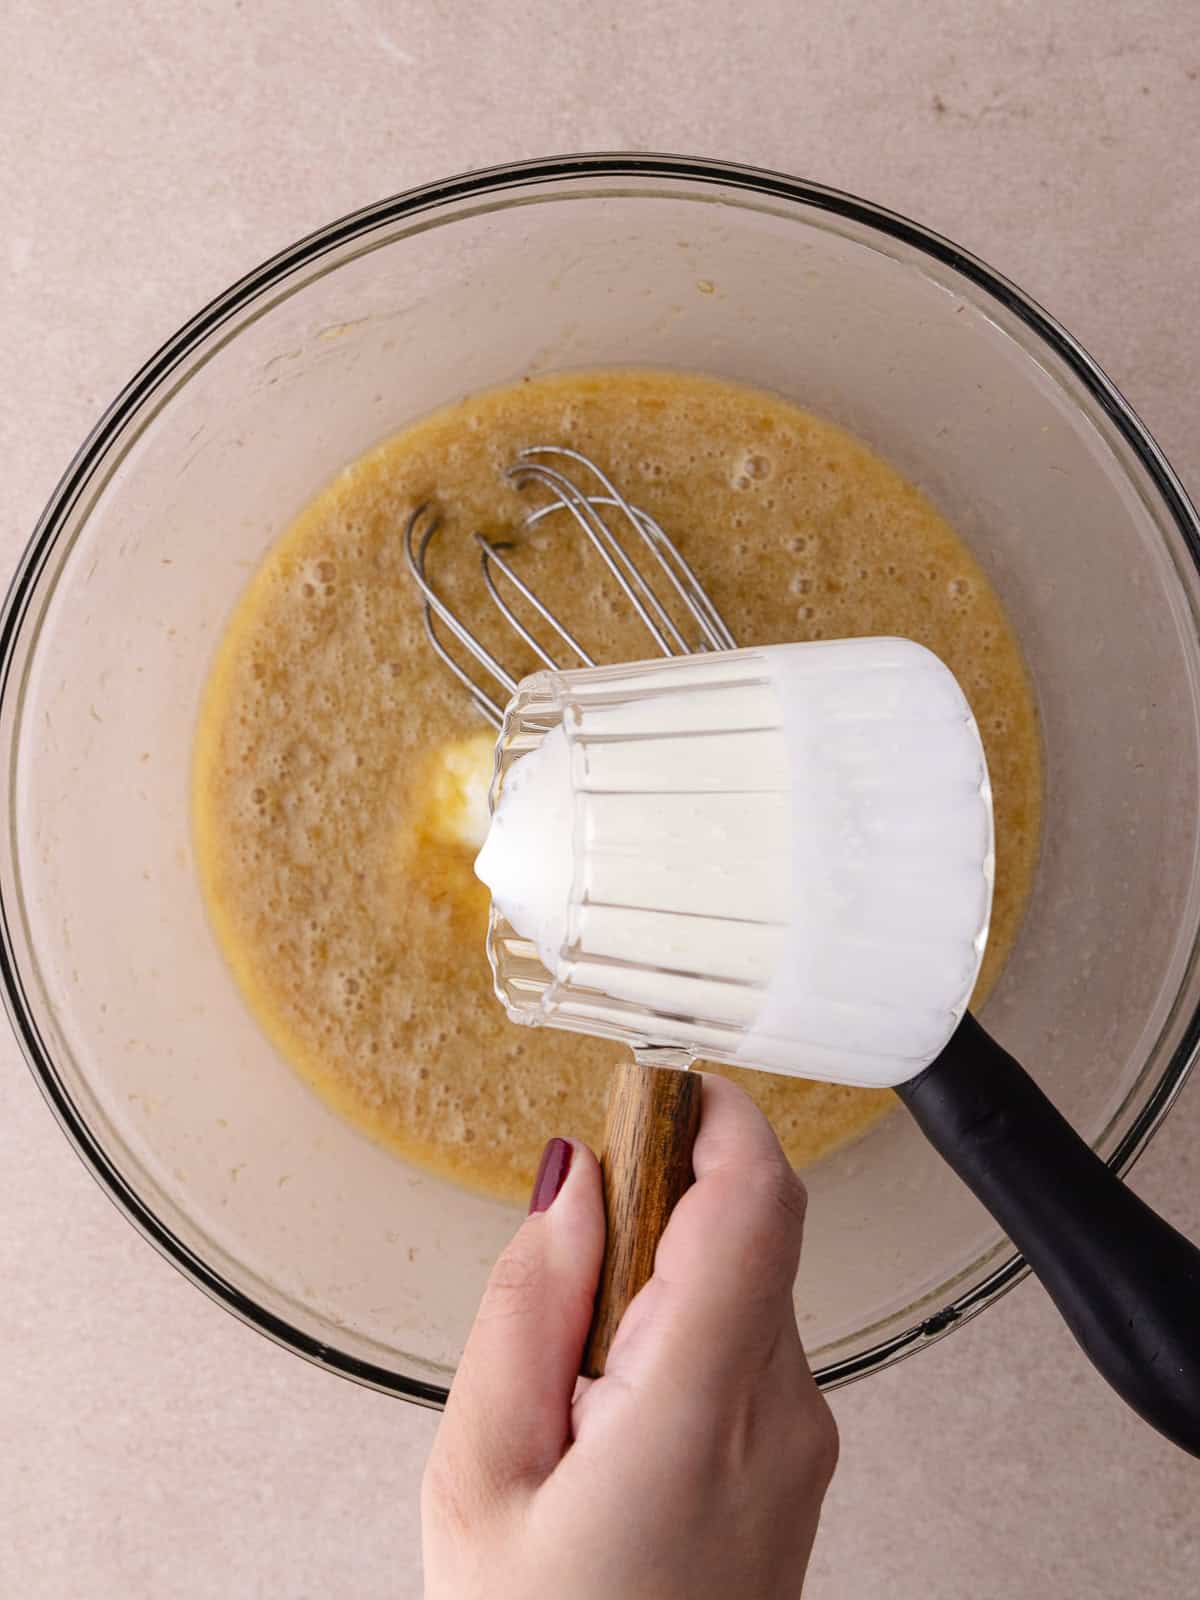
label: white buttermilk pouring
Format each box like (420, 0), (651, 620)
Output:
(476, 638), (994, 1087)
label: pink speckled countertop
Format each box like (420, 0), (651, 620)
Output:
(3, 3), (1198, 1594)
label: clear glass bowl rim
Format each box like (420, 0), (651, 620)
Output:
(5, 151), (1200, 1408)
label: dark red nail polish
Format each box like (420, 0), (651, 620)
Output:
(529, 1137), (573, 1214)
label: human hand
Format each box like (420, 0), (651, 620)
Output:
(422, 1072), (838, 1599)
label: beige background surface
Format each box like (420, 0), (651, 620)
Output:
(3, 2), (1199, 1594)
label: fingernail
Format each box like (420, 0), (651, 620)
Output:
(529, 1138), (573, 1214)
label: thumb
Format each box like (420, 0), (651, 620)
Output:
(598, 1073), (810, 1394)
(431, 1137), (605, 1506)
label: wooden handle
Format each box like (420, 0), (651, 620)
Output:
(581, 1057), (701, 1377)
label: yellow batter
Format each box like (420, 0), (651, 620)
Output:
(193, 369), (1042, 1204)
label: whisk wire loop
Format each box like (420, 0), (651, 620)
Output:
(403, 445), (738, 725)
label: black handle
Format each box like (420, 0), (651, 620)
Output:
(897, 1012), (1200, 1457)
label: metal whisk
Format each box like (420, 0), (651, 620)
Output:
(403, 446), (738, 725)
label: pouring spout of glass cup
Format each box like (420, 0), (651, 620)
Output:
(475, 642), (1200, 1456)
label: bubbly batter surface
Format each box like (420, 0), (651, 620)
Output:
(194, 369), (1043, 1203)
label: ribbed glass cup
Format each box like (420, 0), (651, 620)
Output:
(485, 641), (993, 1087)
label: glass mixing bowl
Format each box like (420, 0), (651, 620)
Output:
(6, 155), (1200, 1405)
